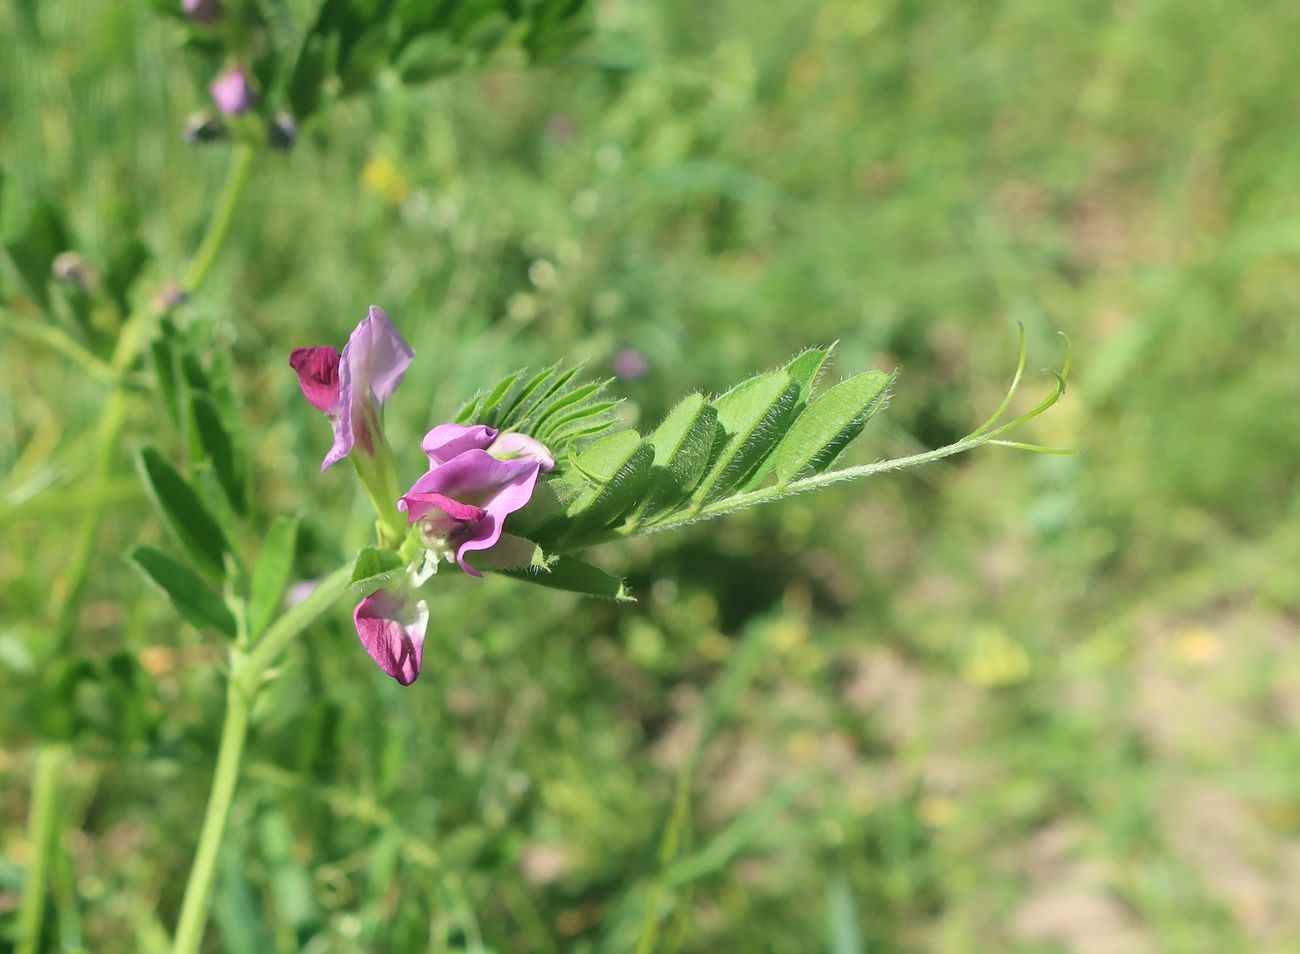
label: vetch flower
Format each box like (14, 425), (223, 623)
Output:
(290, 305), (414, 471)
(353, 588), (428, 685)
(210, 68), (255, 115)
(611, 348), (648, 380)
(399, 445), (546, 576)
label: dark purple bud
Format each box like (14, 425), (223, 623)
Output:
(268, 112), (299, 151)
(152, 281), (189, 315)
(181, 0), (221, 24)
(51, 252), (97, 290)
(182, 111), (227, 145)
(210, 68), (256, 116)
(611, 348), (649, 381)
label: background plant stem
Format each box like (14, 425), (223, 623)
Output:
(15, 745), (69, 954)
(171, 563), (353, 954)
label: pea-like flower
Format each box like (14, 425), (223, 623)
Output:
(290, 306), (414, 471)
(399, 424), (553, 575)
(353, 588), (428, 686)
(210, 67), (255, 115)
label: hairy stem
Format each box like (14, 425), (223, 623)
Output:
(171, 563), (353, 954)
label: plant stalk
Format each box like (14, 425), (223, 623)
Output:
(15, 744), (69, 954)
(171, 563), (353, 954)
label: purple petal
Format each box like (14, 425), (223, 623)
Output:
(489, 432), (555, 472)
(289, 347), (341, 414)
(322, 306), (415, 471)
(343, 306), (414, 405)
(210, 68), (255, 115)
(398, 449), (542, 577)
(400, 491), (488, 524)
(399, 450), (539, 516)
(353, 590), (428, 686)
(453, 514), (506, 576)
(422, 423), (498, 467)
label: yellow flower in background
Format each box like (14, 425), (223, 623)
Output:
(360, 155), (409, 206)
(1174, 626), (1223, 667)
(960, 624), (1033, 688)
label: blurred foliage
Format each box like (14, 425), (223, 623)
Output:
(2, 0), (1300, 952)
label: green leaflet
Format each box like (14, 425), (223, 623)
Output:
(464, 533), (549, 572)
(129, 545), (236, 638)
(533, 380), (614, 439)
(475, 369), (525, 420)
(247, 516), (299, 638)
(507, 474), (590, 537)
(496, 554), (634, 601)
(450, 363), (621, 462)
(150, 328), (182, 430)
(633, 393), (718, 522)
(191, 393), (247, 515)
(693, 371), (801, 506)
(561, 430), (656, 537)
(784, 346), (832, 404)
(134, 446), (230, 582)
(347, 546), (406, 593)
(772, 371), (893, 484)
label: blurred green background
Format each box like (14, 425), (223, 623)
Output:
(3, 0), (1300, 951)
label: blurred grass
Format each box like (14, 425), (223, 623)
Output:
(2, 0), (1300, 951)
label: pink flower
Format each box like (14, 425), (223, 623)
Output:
(398, 424), (553, 576)
(353, 588), (428, 685)
(210, 68), (255, 115)
(290, 306), (414, 471)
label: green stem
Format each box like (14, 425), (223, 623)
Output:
(244, 564), (353, 677)
(171, 669), (250, 954)
(51, 143), (257, 626)
(183, 143), (256, 294)
(171, 563), (352, 954)
(16, 744), (69, 954)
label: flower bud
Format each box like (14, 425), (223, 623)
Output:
(182, 110), (227, 145)
(51, 252), (101, 294)
(209, 68), (256, 116)
(268, 112), (299, 151)
(181, 0), (221, 23)
(152, 281), (188, 315)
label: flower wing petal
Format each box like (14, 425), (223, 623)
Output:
(353, 590), (428, 686)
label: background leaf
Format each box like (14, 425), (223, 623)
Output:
(129, 545), (236, 637)
(134, 447), (230, 581)
(248, 516), (300, 637)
